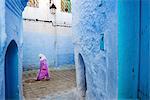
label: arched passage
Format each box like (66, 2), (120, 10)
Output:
(78, 53), (87, 97)
(5, 40), (19, 100)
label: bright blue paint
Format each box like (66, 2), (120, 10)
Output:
(0, 0), (27, 98)
(139, 0), (150, 99)
(4, 1), (24, 99)
(118, 0), (140, 99)
(5, 40), (19, 100)
(2, 0), (149, 100)
(23, 32), (74, 69)
(100, 34), (104, 51)
(23, 32), (55, 68)
(57, 54), (74, 66)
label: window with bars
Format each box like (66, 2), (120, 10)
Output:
(61, 0), (71, 13)
(27, 0), (39, 8)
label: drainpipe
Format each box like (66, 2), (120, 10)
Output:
(50, 0), (58, 67)
(54, 12), (58, 67)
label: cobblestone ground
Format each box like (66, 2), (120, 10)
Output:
(23, 69), (77, 100)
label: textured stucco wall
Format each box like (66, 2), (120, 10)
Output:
(4, 7), (23, 100)
(0, 0), (5, 99)
(73, 0), (118, 99)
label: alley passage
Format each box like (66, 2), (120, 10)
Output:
(23, 69), (76, 99)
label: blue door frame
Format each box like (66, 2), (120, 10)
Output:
(118, 0), (150, 99)
(118, 0), (140, 99)
(138, 0), (150, 99)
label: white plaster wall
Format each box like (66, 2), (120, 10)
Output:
(55, 0), (72, 25)
(23, 20), (55, 33)
(23, 20), (72, 36)
(23, 0), (72, 24)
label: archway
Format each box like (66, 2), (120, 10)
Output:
(78, 53), (87, 97)
(5, 40), (19, 100)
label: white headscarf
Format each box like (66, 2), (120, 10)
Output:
(39, 53), (47, 61)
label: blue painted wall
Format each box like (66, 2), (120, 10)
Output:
(23, 31), (74, 69)
(23, 32), (55, 68)
(139, 0), (150, 99)
(57, 35), (74, 66)
(118, 0), (140, 99)
(0, 0), (27, 99)
(1, 0), (150, 99)
(0, 0), (5, 98)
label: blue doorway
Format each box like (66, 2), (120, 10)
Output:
(5, 40), (19, 100)
(78, 53), (87, 97)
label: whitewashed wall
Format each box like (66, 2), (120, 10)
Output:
(23, 0), (72, 24)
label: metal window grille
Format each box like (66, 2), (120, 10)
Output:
(27, 0), (39, 8)
(61, 0), (71, 13)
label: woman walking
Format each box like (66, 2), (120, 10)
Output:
(36, 54), (50, 81)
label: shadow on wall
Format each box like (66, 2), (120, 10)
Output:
(78, 53), (87, 97)
(5, 40), (19, 100)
